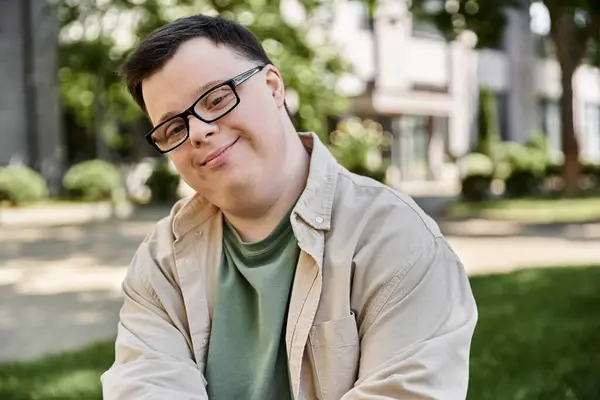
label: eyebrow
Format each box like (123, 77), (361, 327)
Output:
(156, 78), (225, 125)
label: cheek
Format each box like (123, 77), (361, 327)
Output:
(167, 150), (194, 179)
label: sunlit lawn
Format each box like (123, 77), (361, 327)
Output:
(468, 265), (600, 399)
(1, 266), (599, 399)
(0, 341), (113, 400)
(447, 196), (600, 224)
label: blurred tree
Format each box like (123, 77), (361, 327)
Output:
(53, 0), (350, 163)
(410, 0), (600, 195)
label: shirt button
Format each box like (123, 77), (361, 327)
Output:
(315, 216), (324, 224)
(194, 230), (202, 238)
(203, 339), (208, 345)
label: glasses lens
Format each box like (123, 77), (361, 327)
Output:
(195, 84), (238, 121)
(151, 116), (188, 152)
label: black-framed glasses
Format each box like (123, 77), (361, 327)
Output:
(145, 65), (266, 153)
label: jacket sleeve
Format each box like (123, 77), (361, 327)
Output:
(101, 230), (209, 400)
(341, 237), (478, 400)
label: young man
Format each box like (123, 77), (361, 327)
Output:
(101, 14), (477, 400)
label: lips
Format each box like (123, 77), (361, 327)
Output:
(200, 137), (239, 166)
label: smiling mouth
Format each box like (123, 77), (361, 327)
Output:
(200, 137), (240, 166)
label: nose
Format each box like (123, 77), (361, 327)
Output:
(187, 116), (216, 147)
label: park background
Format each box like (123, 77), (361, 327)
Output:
(1, 0), (600, 399)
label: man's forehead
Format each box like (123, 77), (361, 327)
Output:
(142, 39), (249, 123)
(147, 38), (249, 88)
(177, 37), (246, 68)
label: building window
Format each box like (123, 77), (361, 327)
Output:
(581, 103), (600, 162)
(538, 99), (563, 160)
(533, 33), (556, 59)
(411, 20), (446, 40)
(391, 115), (449, 181)
(350, 0), (371, 30)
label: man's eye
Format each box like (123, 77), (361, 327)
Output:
(211, 97), (224, 107)
(163, 123), (186, 141)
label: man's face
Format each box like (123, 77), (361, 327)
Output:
(142, 38), (289, 212)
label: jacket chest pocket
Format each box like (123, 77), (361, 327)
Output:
(307, 312), (360, 400)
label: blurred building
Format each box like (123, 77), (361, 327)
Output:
(330, 0), (600, 182)
(0, 0), (64, 191)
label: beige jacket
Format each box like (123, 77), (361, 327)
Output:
(101, 132), (477, 400)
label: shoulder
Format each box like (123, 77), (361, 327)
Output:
(143, 196), (190, 249)
(330, 170), (467, 333)
(128, 196), (193, 286)
(331, 169), (443, 251)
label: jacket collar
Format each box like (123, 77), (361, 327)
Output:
(171, 132), (340, 239)
(292, 132), (338, 231)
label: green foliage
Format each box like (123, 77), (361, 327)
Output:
(459, 152), (495, 177)
(0, 166), (48, 206)
(461, 174), (493, 201)
(494, 132), (549, 197)
(409, 0), (520, 49)
(458, 153), (494, 201)
(582, 162), (600, 188)
(475, 88), (501, 157)
(328, 118), (391, 182)
(145, 160), (180, 203)
(63, 160), (122, 201)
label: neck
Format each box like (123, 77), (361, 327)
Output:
(223, 133), (310, 243)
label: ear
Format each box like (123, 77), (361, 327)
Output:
(264, 65), (286, 109)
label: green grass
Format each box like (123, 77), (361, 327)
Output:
(0, 341), (114, 400)
(468, 266), (600, 399)
(1, 266), (599, 399)
(447, 196), (600, 223)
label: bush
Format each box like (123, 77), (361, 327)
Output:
(459, 152), (495, 177)
(504, 170), (543, 198)
(543, 161), (564, 192)
(63, 160), (122, 201)
(0, 166), (48, 206)
(582, 163), (600, 187)
(145, 160), (180, 203)
(494, 134), (548, 198)
(461, 174), (493, 202)
(458, 153), (494, 201)
(328, 118), (391, 183)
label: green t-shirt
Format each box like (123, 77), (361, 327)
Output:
(205, 209), (300, 400)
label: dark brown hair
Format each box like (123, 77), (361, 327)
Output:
(121, 14), (274, 113)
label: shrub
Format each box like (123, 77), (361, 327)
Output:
(582, 163), (600, 187)
(461, 174), (493, 202)
(145, 160), (180, 203)
(504, 170), (543, 198)
(63, 160), (122, 201)
(544, 161), (564, 192)
(458, 153), (494, 201)
(0, 165), (48, 206)
(328, 118), (391, 183)
(494, 134), (549, 198)
(459, 152), (495, 177)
